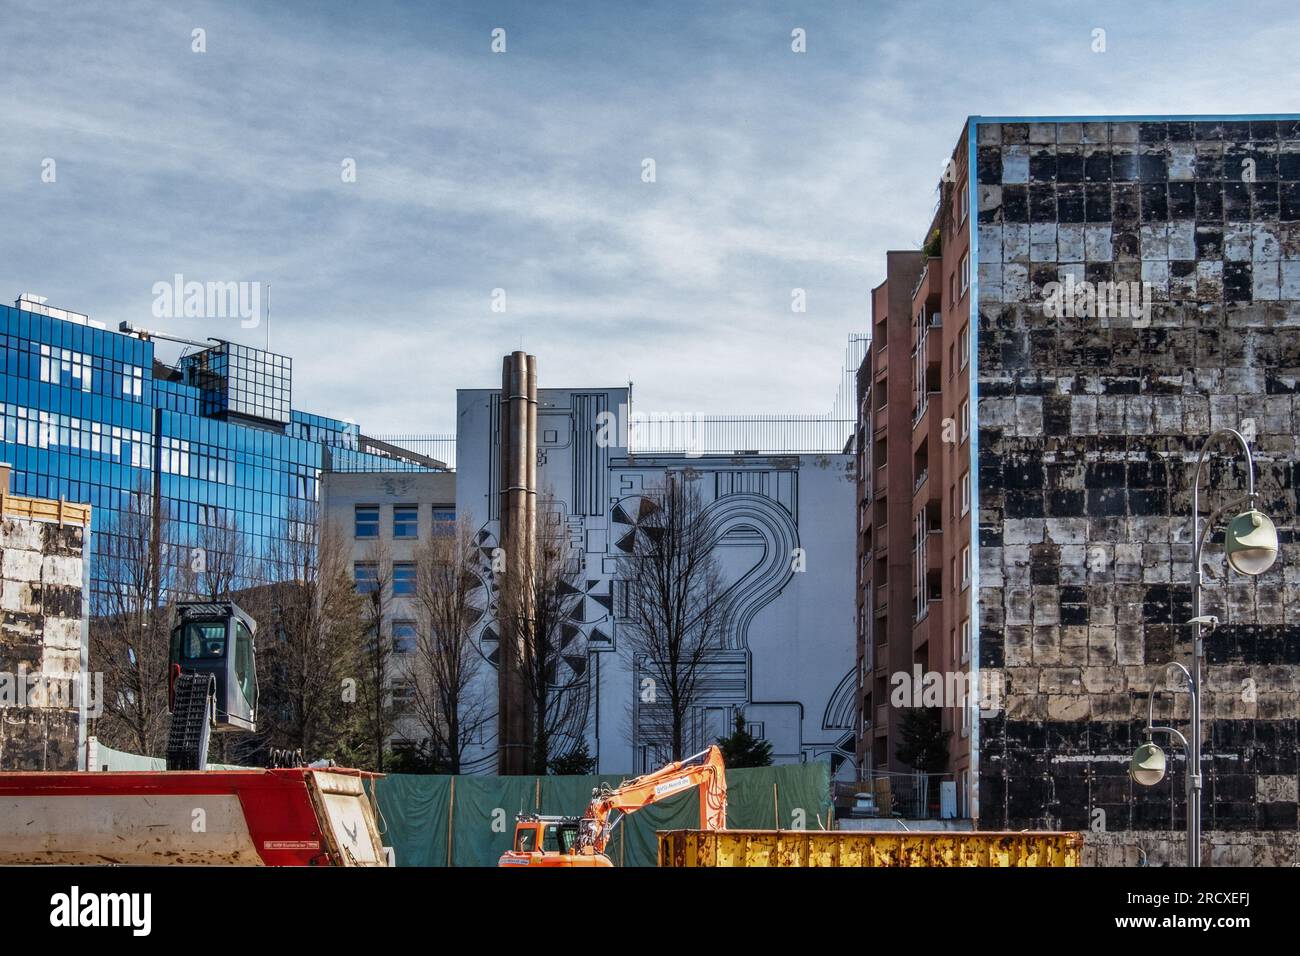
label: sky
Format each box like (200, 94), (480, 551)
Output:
(3, 0), (1299, 436)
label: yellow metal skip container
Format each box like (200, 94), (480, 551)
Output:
(658, 829), (1083, 867)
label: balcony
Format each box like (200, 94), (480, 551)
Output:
(874, 703), (890, 738)
(912, 258), (943, 305)
(928, 530), (944, 572)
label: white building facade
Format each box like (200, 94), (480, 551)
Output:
(455, 386), (858, 777)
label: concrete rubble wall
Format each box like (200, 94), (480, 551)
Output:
(0, 516), (88, 770)
(973, 118), (1300, 864)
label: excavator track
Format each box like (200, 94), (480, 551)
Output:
(166, 672), (216, 770)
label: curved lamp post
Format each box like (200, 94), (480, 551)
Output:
(1131, 663), (1192, 806)
(1130, 429), (1278, 867)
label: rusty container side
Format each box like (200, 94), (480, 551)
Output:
(657, 830), (1083, 867)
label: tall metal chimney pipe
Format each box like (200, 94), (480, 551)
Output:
(497, 351), (538, 774)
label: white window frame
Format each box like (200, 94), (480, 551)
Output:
(959, 398), (970, 444)
(960, 252), (970, 297)
(961, 546), (971, 591)
(960, 471), (971, 516)
(961, 617), (972, 664)
(959, 323), (970, 370)
(958, 179), (968, 225)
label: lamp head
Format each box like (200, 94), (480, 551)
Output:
(1130, 741), (1168, 787)
(1225, 509), (1278, 576)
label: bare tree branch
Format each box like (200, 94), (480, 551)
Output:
(616, 475), (731, 761)
(400, 517), (489, 773)
(496, 492), (591, 773)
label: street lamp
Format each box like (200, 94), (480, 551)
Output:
(1224, 509), (1279, 576)
(1129, 429), (1278, 867)
(1131, 662), (1191, 789)
(1129, 741), (1168, 787)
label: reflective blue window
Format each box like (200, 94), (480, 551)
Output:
(432, 507), (455, 536)
(356, 505), (380, 538)
(392, 620), (417, 654)
(393, 505), (418, 538)
(393, 563), (415, 596)
(354, 562), (379, 595)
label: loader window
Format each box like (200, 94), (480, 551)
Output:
(234, 621), (255, 704)
(545, 824), (578, 854)
(183, 622), (227, 660)
(515, 827), (537, 853)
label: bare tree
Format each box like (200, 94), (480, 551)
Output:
(616, 475), (730, 761)
(89, 483), (177, 757)
(357, 537), (396, 772)
(498, 493), (590, 773)
(193, 509), (257, 601)
(401, 517), (489, 773)
(250, 504), (368, 764)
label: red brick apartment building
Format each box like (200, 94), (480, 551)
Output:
(856, 127), (975, 817)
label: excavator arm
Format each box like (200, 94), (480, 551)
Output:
(579, 745), (727, 854)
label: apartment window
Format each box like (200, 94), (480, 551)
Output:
(948, 342), (955, 381)
(959, 323), (970, 370)
(961, 694), (971, 738)
(959, 398), (970, 443)
(961, 617), (972, 664)
(432, 507), (456, 536)
(960, 252), (970, 297)
(961, 471), (971, 516)
(393, 504), (419, 539)
(391, 681), (415, 712)
(961, 546), (971, 591)
(949, 272), (956, 304)
(393, 562), (416, 596)
(354, 562), (379, 595)
(958, 179), (968, 225)
(393, 620), (417, 654)
(951, 556), (958, 594)
(355, 505), (379, 539)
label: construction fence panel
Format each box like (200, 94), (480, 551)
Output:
(724, 759), (832, 831)
(371, 760), (832, 867)
(448, 774), (538, 867)
(370, 774), (452, 868)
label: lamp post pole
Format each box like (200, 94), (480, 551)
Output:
(1184, 428), (1259, 868)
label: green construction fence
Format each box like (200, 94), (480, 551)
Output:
(369, 761), (833, 867)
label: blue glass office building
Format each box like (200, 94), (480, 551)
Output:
(0, 298), (436, 597)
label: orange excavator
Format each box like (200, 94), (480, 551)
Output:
(498, 745), (727, 867)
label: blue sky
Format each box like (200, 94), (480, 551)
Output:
(3, 0), (1298, 434)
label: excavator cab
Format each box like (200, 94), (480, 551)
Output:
(502, 816), (587, 865)
(166, 601), (258, 769)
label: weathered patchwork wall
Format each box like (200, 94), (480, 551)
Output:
(0, 514), (89, 770)
(973, 118), (1300, 863)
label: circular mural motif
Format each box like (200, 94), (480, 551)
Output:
(611, 495), (663, 554)
(470, 523), (610, 678)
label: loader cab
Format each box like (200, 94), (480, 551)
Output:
(168, 601), (258, 732)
